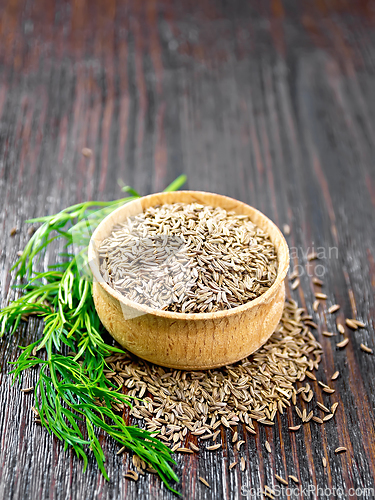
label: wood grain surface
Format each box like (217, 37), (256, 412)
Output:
(1, 0), (375, 498)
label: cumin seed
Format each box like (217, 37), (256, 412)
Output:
(337, 323), (345, 335)
(337, 338), (349, 348)
(199, 477), (210, 488)
(275, 474), (288, 485)
(345, 319), (358, 330)
(289, 475), (299, 483)
(328, 304), (340, 314)
(289, 425), (301, 431)
(335, 447), (347, 454)
(207, 443), (222, 451)
(360, 344), (373, 354)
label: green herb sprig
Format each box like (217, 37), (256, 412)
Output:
(0, 175), (187, 493)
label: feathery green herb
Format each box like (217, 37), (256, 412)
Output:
(0, 175), (187, 493)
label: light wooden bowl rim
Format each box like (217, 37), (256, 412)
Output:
(88, 191), (289, 320)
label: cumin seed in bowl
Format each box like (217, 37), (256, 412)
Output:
(99, 202), (278, 313)
(88, 191), (289, 370)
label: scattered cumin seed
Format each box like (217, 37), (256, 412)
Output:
(189, 442), (200, 452)
(337, 323), (345, 334)
(360, 343), (373, 354)
(229, 462), (238, 470)
(10, 227), (17, 236)
(305, 371), (317, 381)
(302, 408), (307, 422)
(295, 407), (302, 419)
(16, 250), (23, 257)
(177, 447), (194, 453)
(275, 474), (288, 485)
(307, 252), (318, 261)
(236, 440), (245, 451)
(328, 304), (340, 314)
(323, 387), (335, 394)
(207, 443), (222, 451)
(322, 331), (335, 337)
(313, 300), (320, 312)
(264, 491), (275, 500)
(331, 371), (339, 380)
(265, 441), (271, 453)
(305, 410), (313, 422)
(289, 269), (299, 280)
(82, 147), (93, 157)
(199, 477), (210, 488)
(291, 279), (300, 290)
(335, 447), (347, 454)
(232, 431), (238, 443)
(331, 402), (339, 414)
(260, 420), (275, 426)
(31, 407), (39, 416)
(289, 425), (301, 431)
(173, 433), (180, 443)
(264, 486), (275, 499)
(304, 320), (318, 329)
(322, 457), (327, 468)
(21, 387), (34, 393)
(212, 430), (220, 441)
(265, 486), (275, 494)
(221, 417), (231, 428)
(283, 224), (290, 235)
(312, 277), (323, 285)
(352, 319), (366, 328)
(124, 470), (139, 481)
(241, 457), (246, 471)
(312, 416), (324, 424)
(323, 414), (334, 422)
(289, 475), (299, 483)
(315, 292), (327, 300)
(345, 319), (358, 330)
(105, 299), (323, 444)
(316, 402), (330, 413)
(246, 426), (256, 435)
(337, 338), (349, 348)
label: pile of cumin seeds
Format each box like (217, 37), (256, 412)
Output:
(99, 202), (278, 313)
(104, 299), (323, 448)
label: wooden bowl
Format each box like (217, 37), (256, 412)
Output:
(88, 191), (289, 370)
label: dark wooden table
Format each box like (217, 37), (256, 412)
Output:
(1, 1), (375, 498)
